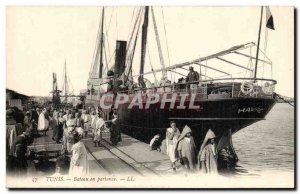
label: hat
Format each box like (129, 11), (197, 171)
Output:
(26, 111), (31, 115)
(189, 66), (194, 70)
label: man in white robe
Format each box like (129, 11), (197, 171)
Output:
(37, 108), (49, 136)
(166, 121), (180, 171)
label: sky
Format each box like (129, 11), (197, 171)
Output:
(6, 6), (294, 97)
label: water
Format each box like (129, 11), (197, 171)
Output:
(233, 103), (294, 175)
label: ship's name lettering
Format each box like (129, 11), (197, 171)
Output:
(238, 107), (264, 114)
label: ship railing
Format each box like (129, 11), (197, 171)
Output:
(123, 77), (277, 100)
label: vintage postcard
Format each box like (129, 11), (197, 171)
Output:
(6, 6), (294, 188)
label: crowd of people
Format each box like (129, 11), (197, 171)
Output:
(149, 121), (235, 175)
(6, 105), (121, 177)
(7, 102), (236, 177)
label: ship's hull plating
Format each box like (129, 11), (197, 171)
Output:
(118, 97), (276, 148)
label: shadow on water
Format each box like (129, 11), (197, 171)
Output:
(218, 164), (261, 177)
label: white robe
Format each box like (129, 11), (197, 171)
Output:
(94, 118), (105, 142)
(81, 114), (91, 132)
(166, 128), (180, 163)
(90, 115), (97, 131)
(37, 112), (49, 131)
(69, 141), (89, 176)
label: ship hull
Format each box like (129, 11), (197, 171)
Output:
(118, 97), (276, 148)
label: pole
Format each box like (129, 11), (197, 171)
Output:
(254, 6), (263, 79)
(139, 6), (149, 79)
(99, 7), (105, 78)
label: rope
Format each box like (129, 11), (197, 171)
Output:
(161, 7), (172, 80)
(126, 7), (141, 52)
(147, 42), (159, 84)
(89, 9), (103, 75)
(107, 50), (116, 68)
(104, 8), (114, 60)
(115, 7), (118, 40)
(244, 46), (253, 78)
(274, 93), (294, 107)
(124, 9), (143, 83)
(103, 39), (109, 74)
(151, 7), (167, 79)
(127, 7), (137, 40)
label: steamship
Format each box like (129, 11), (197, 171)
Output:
(84, 7), (277, 152)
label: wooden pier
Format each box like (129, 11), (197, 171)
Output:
(27, 129), (184, 177)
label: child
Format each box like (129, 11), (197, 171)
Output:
(177, 125), (197, 171)
(150, 134), (161, 152)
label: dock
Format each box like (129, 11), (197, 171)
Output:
(28, 129), (183, 177)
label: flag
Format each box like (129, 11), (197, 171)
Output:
(266, 6), (275, 30)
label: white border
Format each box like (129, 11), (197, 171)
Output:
(1, 0), (297, 193)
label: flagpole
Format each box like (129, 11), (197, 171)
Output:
(254, 6), (263, 79)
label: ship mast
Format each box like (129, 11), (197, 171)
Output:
(139, 6), (149, 85)
(99, 7), (105, 78)
(64, 59), (68, 102)
(51, 72), (61, 107)
(254, 6), (263, 79)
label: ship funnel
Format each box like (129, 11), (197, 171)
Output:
(114, 40), (127, 90)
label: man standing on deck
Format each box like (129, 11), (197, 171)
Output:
(186, 66), (200, 92)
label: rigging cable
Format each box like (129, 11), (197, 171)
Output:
(103, 36), (109, 75)
(104, 8), (115, 65)
(127, 7), (137, 40)
(115, 7), (118, 41)
(151, 7), (167, 79)
(127, 8), (143, 53)
(125, 8), (143, 83)
(274, 93), (294, 107)
(161, 7), (173, 81)
(244, 46), (254, 79)
(147, 41), (159, 85)
(89, 9), (103, 77)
